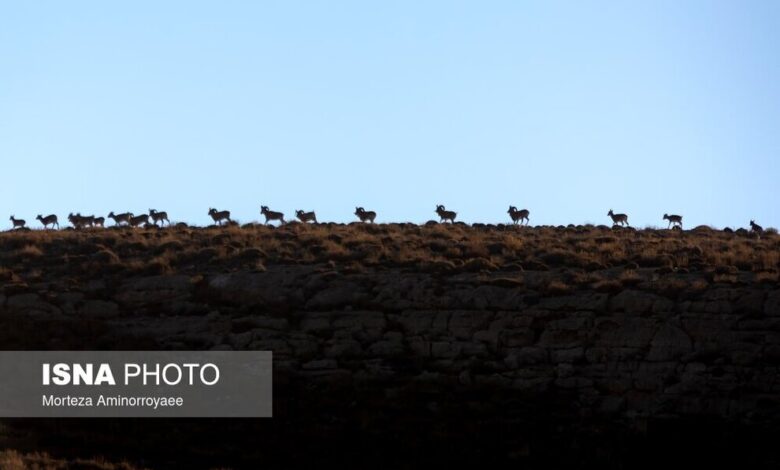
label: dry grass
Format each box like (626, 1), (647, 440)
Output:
(0, 223), (777, 286)
(0, 223), (776, 468)
(0, 450), (148, 470)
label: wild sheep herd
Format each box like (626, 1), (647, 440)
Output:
(5, 206), (767, 235)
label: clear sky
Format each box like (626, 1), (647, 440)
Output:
(1, 1), (778, 228)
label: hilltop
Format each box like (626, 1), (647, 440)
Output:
(0, 222), (779, 468)
(2, 222), (777, 281)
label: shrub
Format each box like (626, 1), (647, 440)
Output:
(592, 279), (623, 293)
(462, 258), (498, 272)
(544, 280), (571, 295)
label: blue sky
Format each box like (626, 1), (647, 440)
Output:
(1, 1), (778, 228)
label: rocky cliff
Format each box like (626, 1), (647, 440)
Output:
(0, 223), (778, 468)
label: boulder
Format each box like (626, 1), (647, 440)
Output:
(647, 324), (692, 361)
(609, 290), (662, 314)
(5, 293), (62, 318)
(117, 275), (193, 306)
(79, 300), (120, 318)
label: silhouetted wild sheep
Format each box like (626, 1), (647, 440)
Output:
(108, 211), (132, 226)
(9, 215), (25, 229)
(508, 206), (530, 225)
(607, 209), (629, 226)
(129, 214), (149, 227)
(6, 206), (768, 232)
(663, 213), (683, 229)
(208, 208), (231, 226)
(296, 210), (317, 223)
(260, 206), (285, 225)
(68, 213), (91, 229)
(36, 214), (59, 229)
(354, 207), (376, 223)
(80, 214), (97, 227)
(149, 209), (170, 226)
(435, 205), (457, 223)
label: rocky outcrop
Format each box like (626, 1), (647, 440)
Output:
(1, 261), (779, 467)
(1, 222), (779, 468)
(3, 266), (778, 425)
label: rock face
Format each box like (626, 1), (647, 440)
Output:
(1, 264), (779, 466)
